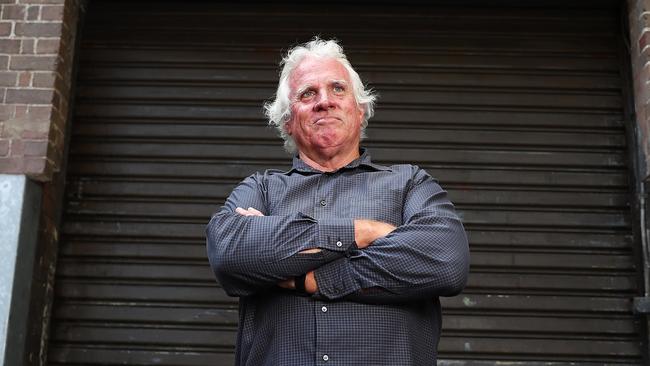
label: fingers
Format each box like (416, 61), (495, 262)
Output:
(235, 207), (265, 216)
(247, 207), (264, 216)
(300, 248), (321, 254)
(235, 207), (250, 215)
(277, 279), (295, 289)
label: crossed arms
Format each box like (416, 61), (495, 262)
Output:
(205, 168), (470, 303)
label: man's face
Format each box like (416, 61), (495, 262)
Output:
(285, 56), (365, 158)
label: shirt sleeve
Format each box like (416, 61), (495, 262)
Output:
(312, 167), (470, 303)
(205, 172), (356, 297)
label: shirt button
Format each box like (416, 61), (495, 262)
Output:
(323, 355), (329, 361)
(336, 241), (342, 247)
(320, 200), (327, 206)
(321, 306), (328, 312)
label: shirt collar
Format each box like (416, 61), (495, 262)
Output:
(285, 148), (391, 175)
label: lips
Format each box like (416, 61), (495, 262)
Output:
(314, 117), (341, 124)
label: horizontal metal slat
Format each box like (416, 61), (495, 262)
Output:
(51, 324), (236, 347)
(69, 142), (627, 169)
(49, 347), (234, 366)
(441, 293), (632, 313)
(73, 103), (625, 129)
(66, 161), (628, 188)
(72, 122), (626, 149)
(76, 84), (622, 110)
(64, 179), (629, 208)
(55, 282), (230, 304)
(54, 303), (238, 325)
(439, 336), (641, 360)
(78, 66), (622, 90)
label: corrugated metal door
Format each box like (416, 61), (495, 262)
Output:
(49, 1), (642, 365)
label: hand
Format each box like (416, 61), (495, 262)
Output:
(235, 207), (264, 216)
(354, 219), (396, 249)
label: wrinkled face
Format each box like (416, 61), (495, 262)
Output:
(285, 56), (364, 158)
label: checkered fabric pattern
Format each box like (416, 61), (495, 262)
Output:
(206, 149), (470, 366)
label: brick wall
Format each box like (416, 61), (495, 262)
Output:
(629, 0), (650, 178)
(0, 0), (79, 182)
(0, 0), (82, 365)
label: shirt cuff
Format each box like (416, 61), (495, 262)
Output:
(317, 218), (356, 253)
(313, 257), (361, 299)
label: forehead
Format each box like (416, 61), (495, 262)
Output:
(289, 57), (351, 90)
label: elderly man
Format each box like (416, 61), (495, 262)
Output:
(206, 38), (469, 365)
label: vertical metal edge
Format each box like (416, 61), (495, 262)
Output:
(619, 0), (650, 364)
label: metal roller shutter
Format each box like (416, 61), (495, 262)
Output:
(49, 1), (641, 365)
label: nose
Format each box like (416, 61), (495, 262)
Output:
(313, 90), (335, 111)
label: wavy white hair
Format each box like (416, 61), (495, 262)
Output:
(263, 37), (377, 153)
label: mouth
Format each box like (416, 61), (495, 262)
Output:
(314, 117), (341, 125)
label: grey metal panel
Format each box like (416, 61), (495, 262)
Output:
(49, 0), (641, 365)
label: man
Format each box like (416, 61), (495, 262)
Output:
(206, 37), (470, 365)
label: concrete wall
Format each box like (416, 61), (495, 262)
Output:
(0, 175), (41, 366)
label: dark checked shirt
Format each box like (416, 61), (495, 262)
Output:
(206, 149), (470, 366)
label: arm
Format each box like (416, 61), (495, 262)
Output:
(205, 172), (355, 297)
(310, 167), (470, 303)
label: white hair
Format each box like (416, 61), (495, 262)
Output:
(263, 37), (377, 153)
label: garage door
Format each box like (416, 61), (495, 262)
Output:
(49, 1), (642, 365)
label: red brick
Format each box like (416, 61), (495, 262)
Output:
(5, 87), (53, 103)
(0, 71), (17, 86)
(17, 71), (30, 86)
(19, 0), (63, 4)
(0, 39), (20, 53)
(40, 4), (60, 20)
(0, 105), (13, 120)
(1, 5), (25, 20)
(48, 120), (61, 139)
(0, 21), (12, 36)
(10, 138), (23, 156)
(26, 104), (52, 120)
(50, 87), (59, 107)
(0, 157), (23, 174)
(10, 55), (57, 70)
(21, 128), (48, 139)
(0, 139), (9, 156)
(24, 139), (47, 156)
(20, 38), (35, 54)
(25, 4), (37, 20)
(14, 104), (26, 117)
(15, 22), (61, 37)
(641, 31), (650, 52)
(31, 71), (53, 87)
(23, 156), (46, 176)
(35, 38), (58, 54)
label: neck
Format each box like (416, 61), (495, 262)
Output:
(298, 147), (361, 172)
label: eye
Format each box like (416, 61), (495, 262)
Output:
(333, 84), (345, 93)
(300, 90), (315, 100)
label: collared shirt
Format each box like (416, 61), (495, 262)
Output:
(206, 149), (470, 366)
